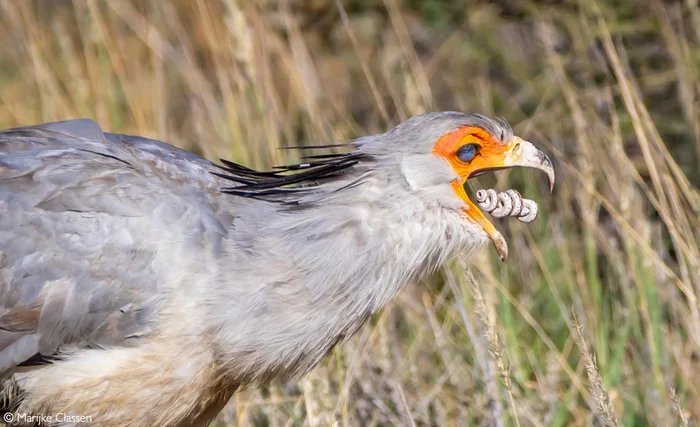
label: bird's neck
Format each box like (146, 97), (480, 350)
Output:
(210, 177), (486, 381)
(229, 176), (486, 313)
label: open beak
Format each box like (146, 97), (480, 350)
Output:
(501, 137), (555, 193)
(461, 137), (555, 261)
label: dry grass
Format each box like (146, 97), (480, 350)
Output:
(572, 310), (620, 427)
(1, 0), (699, 425)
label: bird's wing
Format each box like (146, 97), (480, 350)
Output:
(0, 119), (232, 373)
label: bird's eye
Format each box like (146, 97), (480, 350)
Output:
(456, 144), (480, 163)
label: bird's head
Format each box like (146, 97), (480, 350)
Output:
(361, 112), (554, 261)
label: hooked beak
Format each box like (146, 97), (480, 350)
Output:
(501, 137), (555, 193)
(460, 137), (555, 261)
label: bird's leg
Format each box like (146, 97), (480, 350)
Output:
(474, 188), (539, 223)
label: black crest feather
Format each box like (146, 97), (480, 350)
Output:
(218, 149), (373, 202)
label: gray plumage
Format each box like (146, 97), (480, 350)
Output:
(0, 112), (545, 426)
(1, 119), (230, 368)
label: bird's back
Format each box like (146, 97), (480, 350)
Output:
(0, 119), (232, 375)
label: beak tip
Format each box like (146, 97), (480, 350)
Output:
(543, 154), (555, 194)
(510, 139), (555, 195)
(491, 231), (508, 262)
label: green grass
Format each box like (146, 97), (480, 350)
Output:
(1, 0), (699, 425)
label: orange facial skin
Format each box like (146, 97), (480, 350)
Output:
(431, 126), (511, 258)
(431, 126), (510, 178)
(431, 125), (554, 261)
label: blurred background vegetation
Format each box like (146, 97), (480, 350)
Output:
(1, 0), (699, 426)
